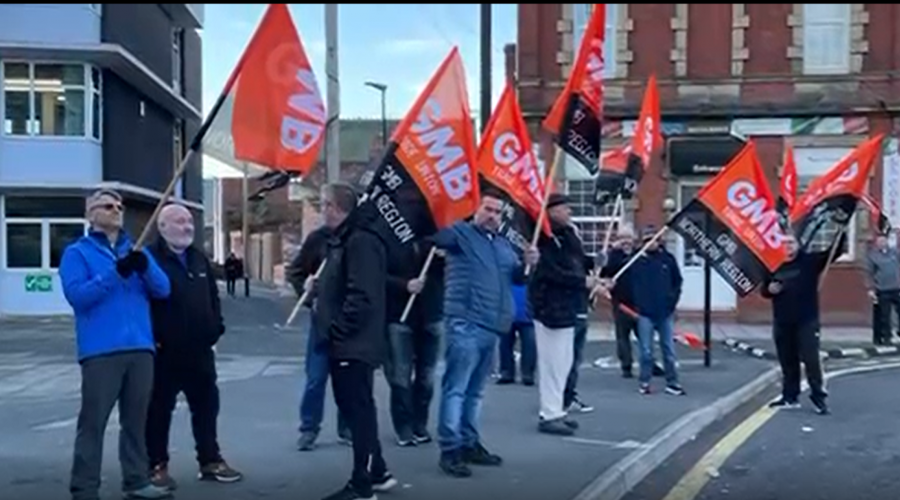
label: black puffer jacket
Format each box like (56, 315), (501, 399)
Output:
(529, 223), (588, 329)
(313, 206), (388, 367)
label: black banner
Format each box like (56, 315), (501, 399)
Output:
(594, 152), (644, 206)
(668, 200), (771, 296)
(557, 93), (601, 176)
(792, 193), (858, 250)
(480, 178), (538, 254)
(363, 143), (438, 256)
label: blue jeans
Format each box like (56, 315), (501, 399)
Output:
(299, 318), (348, 436)
(498, 322), (536, 382)
(636, 315), (679, 386)
(438, 318), (498, 453)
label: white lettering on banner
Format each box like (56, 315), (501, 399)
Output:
(799, 161), (860, 212)
(583, 39), (605, 92)
(379, 163), (404, 191)
(638, 117), (656, 166)
(409, 97), (473, 201)
(492, 132), (542, 203)
(566, 129), (598, 164)
(675, 216), (755, 295)
(375, 191), (415, 244)
(725, 181), (785, 249)
(281, 69), (326, 154)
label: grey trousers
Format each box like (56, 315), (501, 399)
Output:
(70, 350), (154, 500)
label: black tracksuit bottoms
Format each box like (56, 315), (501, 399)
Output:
(773, 320), (826, 402)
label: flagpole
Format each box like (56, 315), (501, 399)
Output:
(241, 162), (251, 296)
(325, 3), (341, 183)
(525, 147), (564, 276)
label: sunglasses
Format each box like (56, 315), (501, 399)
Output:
(94, 203), (124, 212)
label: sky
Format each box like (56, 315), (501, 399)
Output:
(202, 4), (516, 178)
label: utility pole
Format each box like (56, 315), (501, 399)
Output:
(479, 3), (492, 135)
(325, 4), (340, 183)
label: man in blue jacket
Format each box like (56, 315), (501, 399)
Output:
(60, 189), (172, 500)
(497, 282), (536, 386)
(432, 188), (539, 478)
(620, 226), (686, 396)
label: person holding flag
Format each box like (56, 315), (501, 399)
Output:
(529, 193), (599, 435)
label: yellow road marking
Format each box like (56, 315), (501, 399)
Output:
(661, 405), (776, 500)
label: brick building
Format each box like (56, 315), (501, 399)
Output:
(514, 4), (900, 324)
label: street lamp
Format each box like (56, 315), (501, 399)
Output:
(364, 81), (388, 147)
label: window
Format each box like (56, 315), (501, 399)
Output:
(3, 196), (88, 270)
(794, 147), (856, 261)
(172, 28), (184, 94)
(566, 179), (623, 256)
(573, 3), (618, 79)
(174, 120), (185, 197)
(803, 4), (851, 75)
(2, 62), (101, 139)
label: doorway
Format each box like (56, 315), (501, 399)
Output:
(674, 182), (737, 311)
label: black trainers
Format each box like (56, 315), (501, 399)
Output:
(566, 396), (594, 413)
(412, 429), (433, 445)
(297, 431), (318, 451)
(810, 395), (830, 415)
(563, 418), (579, 430)
(396, 429), (417, 447)
(768, 398), (801, 409)
(439, 452), (472, 478)
(538, 418), (575, 436)
(496, 377), (515, 385)
(371, 471), (398, 492)
(198, 460), (243, 483)
(337, 429), (353, 447)
(621, 367), (634, 379)
(665, 385), (686, 396)
(321, 483), (375, 500)
(639, 383), (652, 395)
(462, 443), (503, 466)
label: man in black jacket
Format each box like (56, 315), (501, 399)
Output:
(314, 183), (397, 500)
(286, 224), (351, 451)
(761, 231), (846, 415)
(384, 241), (444, 447)
(146, 204), (242, 491)
(529, 194), (599, 436)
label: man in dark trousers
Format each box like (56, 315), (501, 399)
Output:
(762, 231), (847, 415)
(384, 241), (444, 447)
(223, 252), (242, 296)
(146, 204), (242, 490)
(315, 183), (397, 500)
(286, 222), (351, 451)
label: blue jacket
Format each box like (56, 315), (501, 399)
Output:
(512, 283), (532, 324)
(59, 231), (171, 362)
(621, 248), (682, 321)
(432, 221), (524, 334)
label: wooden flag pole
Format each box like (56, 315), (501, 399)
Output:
(589, 225), (667, 301)
(284, 259), (327, 327)
(817, 225), (846, 292)
(525, 147), (564, 276)
(133, 148), (197, 249)
(398, 247), (438, 324)
(590, 195), (623, 280)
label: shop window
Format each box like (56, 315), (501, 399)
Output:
(5, 223), (42, 269)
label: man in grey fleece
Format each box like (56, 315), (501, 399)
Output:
(866, 232), (900, 345)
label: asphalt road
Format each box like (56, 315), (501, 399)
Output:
(627, 361), (900, 500)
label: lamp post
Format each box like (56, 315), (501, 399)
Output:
(364, 81), (388, 147)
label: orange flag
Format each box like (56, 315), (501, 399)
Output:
(365, 47), (479, 251)
(668, 141), (788, 296)
(594, 75), (662, 205)
(542, 4), (607, 175)
(203, 4), (324, 182)
(478, 82), (552, 247)
(790, 135), (884, 245)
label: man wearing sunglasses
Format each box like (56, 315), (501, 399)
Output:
(60, 189), (173, 500)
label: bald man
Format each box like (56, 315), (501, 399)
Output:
(145, 204), (242, 490)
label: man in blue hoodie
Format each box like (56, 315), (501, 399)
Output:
(620, 226), (686, 396)
(497, 282), (536, 386)
(432, 187), (539, 478)
(59, 189), (172, 500)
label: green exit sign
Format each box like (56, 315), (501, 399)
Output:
(25, 274), (53, 293)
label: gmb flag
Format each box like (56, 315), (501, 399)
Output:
(668, 142), (788, 296)
(364, 47), (480, 255)
(477, 81), (551, 253)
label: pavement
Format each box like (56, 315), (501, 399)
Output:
(0, 291), (783, 500)
(625, 361), (900, 500)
